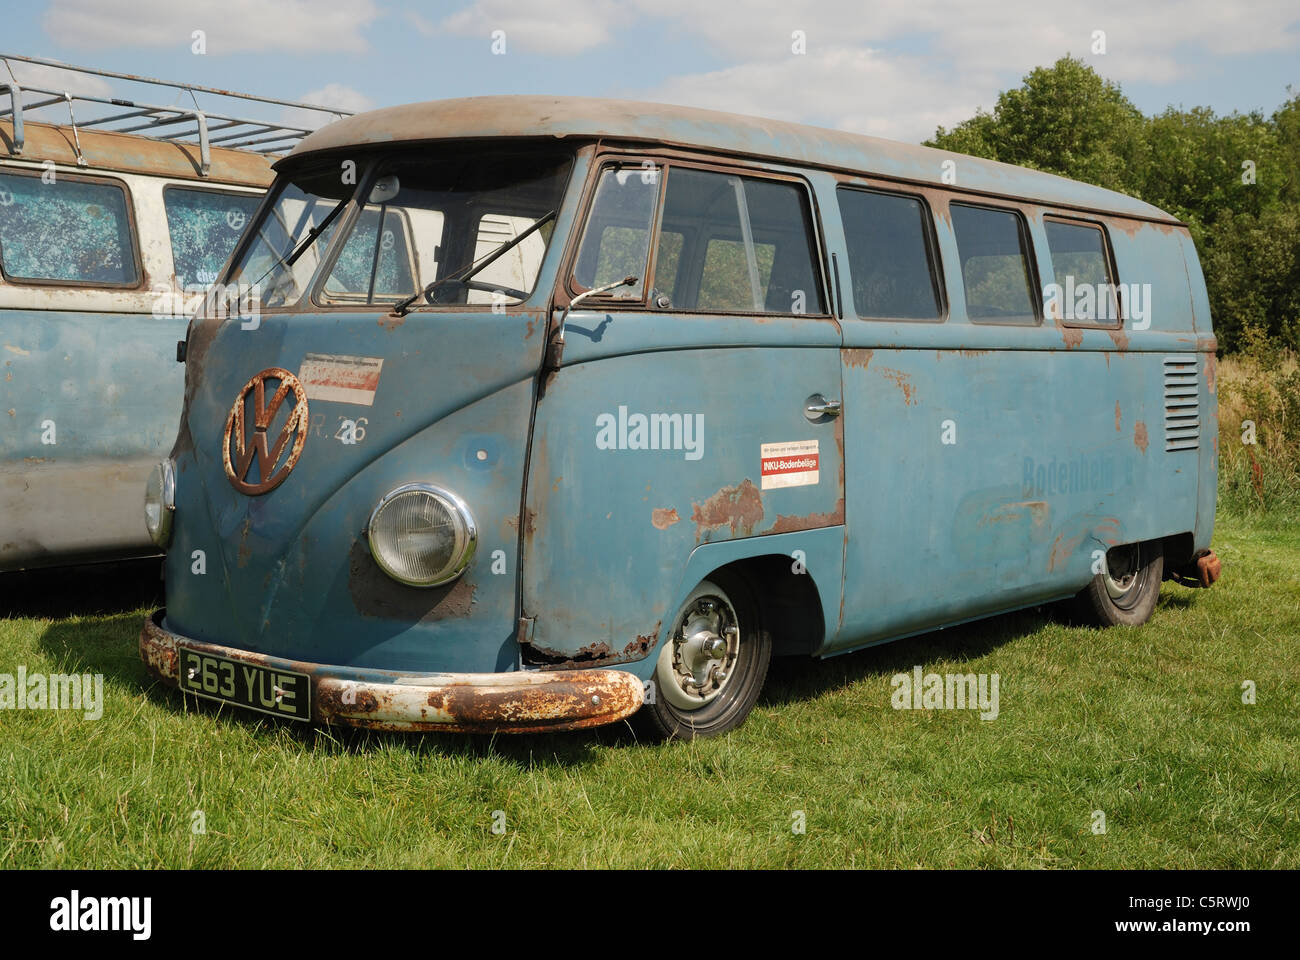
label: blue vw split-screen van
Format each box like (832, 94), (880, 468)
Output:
(139, 96), (1221, 740)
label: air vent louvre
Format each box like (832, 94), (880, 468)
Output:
(1163, 356), (1199, 452)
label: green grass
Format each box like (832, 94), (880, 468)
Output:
(2, 511), (1298, 869)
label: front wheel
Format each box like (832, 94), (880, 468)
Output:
(636, 572), (771, 741)
(1074, 541), (1164, 626)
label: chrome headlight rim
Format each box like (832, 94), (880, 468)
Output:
(144, 458), (176, 548)
(366, 482), (477, 588)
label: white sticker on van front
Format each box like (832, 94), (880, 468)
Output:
(761, 439), (820, 490)
(297, 354), (383, 406)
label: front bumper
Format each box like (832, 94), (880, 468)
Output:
(139, 611), (644, 733)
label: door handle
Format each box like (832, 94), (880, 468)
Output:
(804, 394), (842, 421)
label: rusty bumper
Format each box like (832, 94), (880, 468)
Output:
(139, 611), (644, 733)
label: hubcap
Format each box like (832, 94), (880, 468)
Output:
(658, 589), (740, 710)
(1103, 544), (1144, 604)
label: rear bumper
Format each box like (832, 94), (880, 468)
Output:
(139, 611), (644, 733)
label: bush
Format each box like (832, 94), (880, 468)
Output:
(1216, 345), (1300, 516)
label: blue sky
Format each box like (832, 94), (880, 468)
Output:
(2, 0), (1296, 144)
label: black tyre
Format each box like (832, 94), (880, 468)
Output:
(1074, 541), (1164, 627)
(636, 571), (771, 741)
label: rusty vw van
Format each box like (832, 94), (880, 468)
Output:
(140, 97), (1219, 739)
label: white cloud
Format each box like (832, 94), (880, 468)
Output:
(44, 0), (380, 53)
(0, 59), (114, 98)
(647, 48), (982, 144)
(282, 84), (375, 130)
(437, 0), (623, 53)
(467, 0), (1296, 139)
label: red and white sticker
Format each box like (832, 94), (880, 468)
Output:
(297, 353), (383, 406)
(761, 439), (820, 490)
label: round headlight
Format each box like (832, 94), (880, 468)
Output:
(367, 484), (476, 587)
(144, 459), (176, 547)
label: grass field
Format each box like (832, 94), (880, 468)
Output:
(1, 510), (1297, 869)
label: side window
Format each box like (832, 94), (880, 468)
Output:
(950, 202), (1037, 323)
(0, 171), (138, 285)
(653, 168), (824, 315)
(837, 187), (943, 320)
(572, 164), (662, 300)
(1044, 218), (1119, 325)
(163, 187), (262, 288)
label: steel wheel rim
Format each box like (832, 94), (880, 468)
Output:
(657, 586), (741, 711)
(1104, 544), (1146, 607)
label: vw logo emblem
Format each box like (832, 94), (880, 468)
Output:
(222, 368), (309, 496)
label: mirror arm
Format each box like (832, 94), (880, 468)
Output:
(545, 276), (637, 372)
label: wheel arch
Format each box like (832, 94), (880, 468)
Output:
(663, 526), (843, 661)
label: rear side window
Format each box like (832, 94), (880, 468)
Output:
(950, 203), (1037, 323)
(0, 171), (138, 285)
(653, 168), (824, 315)
(837, 188), (943, 320)
(164, 188), (262, 288)
(1044, 218), (1119, 325)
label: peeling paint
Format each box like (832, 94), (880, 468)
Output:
(691, 479), (764, 540)
(651, 507), (680, 530)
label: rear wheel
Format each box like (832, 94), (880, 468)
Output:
(636, 572), (771, 741)
(1074, 541), (1163, 626)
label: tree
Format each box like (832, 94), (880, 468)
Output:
(927, 56), (1147, 194)
(927, 58), (1300, 352)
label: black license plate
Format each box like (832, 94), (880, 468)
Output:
(176, 645), (311, 722)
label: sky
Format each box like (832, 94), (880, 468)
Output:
(1, 0), (1296, 144)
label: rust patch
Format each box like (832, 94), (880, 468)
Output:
(877, 366), (916, 404)
(622, 623), (660, 659)
(525, 318), (536, 339)
(1047, 532), (1082, 572)
(317, 684), (379, 716)
(843, 348), (873, 369)
(651, 507), (680, 530)
(236, 515), (253, 568)
(1114, 401), (1122, 432)
(1058, 322), (1083, 349)
(691, 479), (764, 540)
(770, 498), (845, 534)
(528, 638), (613, 668)
(1134, 420), (1149, 454)
(378, 312), (406, 331)
(1108, 327), (1130, 351)
(505, 508), (537, 538)
(1203, 353), (1216, 394)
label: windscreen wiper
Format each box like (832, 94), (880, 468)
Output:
(246, 199), (349, 295)
(391, 209), (557, 317)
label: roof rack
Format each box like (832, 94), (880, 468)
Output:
(0, 52), (353, 176)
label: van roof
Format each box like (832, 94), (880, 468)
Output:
(1, 119), (273, 187)
(286, 95), (1177, 225)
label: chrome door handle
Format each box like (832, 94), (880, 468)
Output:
(805, 394), (842, 421)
